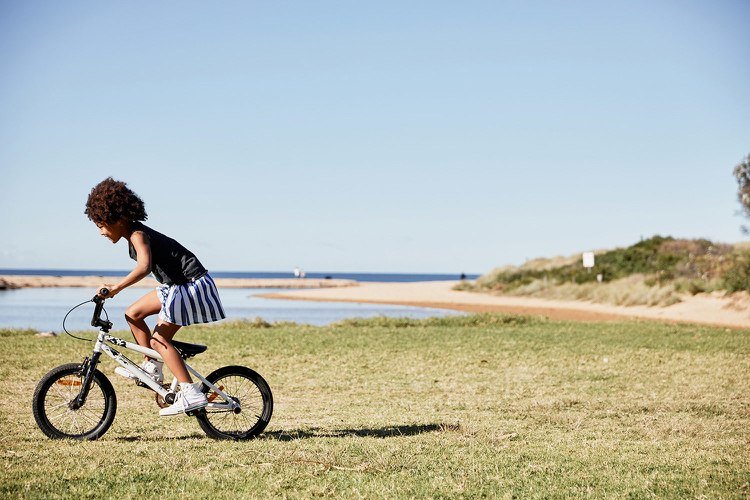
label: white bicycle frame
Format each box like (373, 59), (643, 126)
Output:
(93, 330), (239, 412)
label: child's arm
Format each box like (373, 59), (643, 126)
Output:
(101, 231), (152, 298)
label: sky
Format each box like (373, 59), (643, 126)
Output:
(1, 1), (749, 274)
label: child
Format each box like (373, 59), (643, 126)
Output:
(85, 177), (226, 416)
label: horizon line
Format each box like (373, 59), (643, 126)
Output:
(0, 267), (482, 276)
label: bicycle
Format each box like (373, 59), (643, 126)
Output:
(32, 289), (273, 440)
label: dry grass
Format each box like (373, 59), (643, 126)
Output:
(504, 274), (683, 306)
(477, 248), (611, 278)
(1, 315), (749, 498)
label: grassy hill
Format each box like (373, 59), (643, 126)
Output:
(458, 236), (750, 306)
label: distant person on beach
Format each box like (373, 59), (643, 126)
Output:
(85, 177), (226, 416)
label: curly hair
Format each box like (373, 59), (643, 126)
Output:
(85, 177), (148, 225)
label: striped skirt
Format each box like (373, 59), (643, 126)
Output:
(157, 273), (226, 326)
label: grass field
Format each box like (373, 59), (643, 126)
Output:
(1, 314), (749, 498)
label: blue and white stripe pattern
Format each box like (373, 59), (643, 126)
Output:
(157, 273), (226, 326)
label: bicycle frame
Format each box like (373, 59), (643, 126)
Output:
(77, 299), (239, 412)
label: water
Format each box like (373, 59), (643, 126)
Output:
(0, 269), (478, 282)
(0, 287), (460, 331)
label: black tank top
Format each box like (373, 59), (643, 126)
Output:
(127, 222), (207, 285)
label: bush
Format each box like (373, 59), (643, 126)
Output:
(722, 251), (750, 292)
(469, 236), (746, 299)
(474, 236), (689, 291)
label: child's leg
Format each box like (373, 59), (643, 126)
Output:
(150, 322), (192, 384)
(124, 290), (162, 361)
(154, 321), (208, 416)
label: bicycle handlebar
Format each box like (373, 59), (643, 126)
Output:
(91, 288), (112, 330)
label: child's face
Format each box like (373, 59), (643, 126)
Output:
(96, 221), (126, 243)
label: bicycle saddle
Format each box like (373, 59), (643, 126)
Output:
(171, 340), (208, 358)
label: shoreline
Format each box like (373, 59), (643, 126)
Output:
(260, 280), (750, 329)
(0, 274), (356, 289)
(260, 293), (626, 322)
(4, 275), (749, 329)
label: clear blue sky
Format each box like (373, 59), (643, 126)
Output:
(1, 1), (748, 273)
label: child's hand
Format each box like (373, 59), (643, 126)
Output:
(98, 284), (120, 299)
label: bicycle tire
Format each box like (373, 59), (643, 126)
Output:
(195, 365), (273, 440)
(33, 363), (117, 440)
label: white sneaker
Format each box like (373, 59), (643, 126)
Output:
(159, 383), (207, 416)
(115, 360), (164, 384)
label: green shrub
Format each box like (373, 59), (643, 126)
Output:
(471, 236), (745, 297)
(722, 251), (750, 292)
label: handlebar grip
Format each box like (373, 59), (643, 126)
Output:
(99, 288), (110, 297)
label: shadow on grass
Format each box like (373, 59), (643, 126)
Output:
(113, 433), (206, 442)
(105, 424), (458, 442)
(263, 423), (459, 441)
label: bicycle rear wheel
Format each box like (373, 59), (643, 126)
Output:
(33, 363), (117, 440)
(195, 365), (273, 440)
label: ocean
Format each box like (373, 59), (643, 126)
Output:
(0, 269), (478, 282)
(0, 269), (474, 331)
(0, 286), (464, 332)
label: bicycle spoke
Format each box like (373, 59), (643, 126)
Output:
(46, 400), (73, 411)
(51, 384), (72, 403)
(49, 408), (72, 421)
(76, 409), (100, 428)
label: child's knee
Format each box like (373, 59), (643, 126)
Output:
(151, 332), (176, 350)
(124, 304), (144, 322)
(149, 335), (168, 352)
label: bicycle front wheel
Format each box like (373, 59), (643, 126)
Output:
(33, 363), (117, 440)
(195, 365), (273, 440)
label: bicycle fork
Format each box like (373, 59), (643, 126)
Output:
(71, 352), (102, 410)
(72, 303), (113, 409)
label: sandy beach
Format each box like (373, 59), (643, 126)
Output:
(261, 280), (750, 329)
(0, 275), (355, 289)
